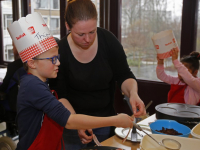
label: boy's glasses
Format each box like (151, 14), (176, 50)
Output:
(33, 54), (60, 64)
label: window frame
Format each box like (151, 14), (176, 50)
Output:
(109, 0), (199, 115)
(0, 0), (199, 114)
(0, 0), (20, 65)
(0, 0), (199, 71)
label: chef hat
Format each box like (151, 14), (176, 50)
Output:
(7, 12), (57, 63)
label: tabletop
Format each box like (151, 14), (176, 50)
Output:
(101, 114), (157, 150)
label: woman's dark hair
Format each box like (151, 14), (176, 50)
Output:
(54, 37), (60, 44)
(64, 0), (97, 28)
(181, 51), (200, 72)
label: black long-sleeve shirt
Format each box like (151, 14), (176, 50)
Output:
(49, 27), (136, 117)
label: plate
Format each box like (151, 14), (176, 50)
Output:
(140, 134), (200, 150)
(115, 126), (152, 142)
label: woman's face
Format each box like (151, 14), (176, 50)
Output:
(178, 62), (197, 83)
(68, 19), (97, 49)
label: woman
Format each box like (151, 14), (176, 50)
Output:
(49, 0), (146, 149)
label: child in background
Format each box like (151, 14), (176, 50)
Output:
(156, 48), (200, 105)
(8, 12), (134, 150)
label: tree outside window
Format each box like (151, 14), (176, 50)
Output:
(121, 0), (183, 81)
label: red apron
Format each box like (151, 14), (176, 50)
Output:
(168, 81), (187, 103)
(28, 90), (65, 150)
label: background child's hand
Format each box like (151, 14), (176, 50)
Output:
(157, 56), (164, 65)
(115, 113), (134, 128)
(171, 48), (179, 61)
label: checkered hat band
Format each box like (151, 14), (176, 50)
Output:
(19, 36), (57, 62)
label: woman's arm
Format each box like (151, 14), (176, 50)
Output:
(101, 28), (145, 117)
(121, 78), (145, 117)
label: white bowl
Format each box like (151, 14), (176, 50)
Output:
(191, 131), (200, 139)
(191, 123), (200, 139)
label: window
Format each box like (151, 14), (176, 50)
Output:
(5, 44), (14, 61)
(196, 0), (200, 53)
(121, 0), (183, 81)
(34, 0), (59, 9)
(31, 0), (60, 38)
(3, 14), (12, 30)
(50, 18), (60, 35)
(35, 0), (48, 9)
(51, 0), (59, 9)
(1, 1), (14, 62)
(91, 0), (100, 27)
(196, 0), (200, 76)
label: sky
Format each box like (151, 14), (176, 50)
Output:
(166, 0), (183, 17)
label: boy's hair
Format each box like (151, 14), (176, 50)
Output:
(181, 51), (200, 72)
(64, 0), (97, 28)
(23, 63), (28, 72)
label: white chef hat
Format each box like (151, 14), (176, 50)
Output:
(7, 12), (58, 63)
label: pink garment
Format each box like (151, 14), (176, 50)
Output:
(156, 59), (200, 105)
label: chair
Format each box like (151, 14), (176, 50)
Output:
(0, 67), (26, 139)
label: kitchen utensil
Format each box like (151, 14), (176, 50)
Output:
(122, 128), (131, 143)
(123, 95), (133, 115)
(155, 103), (200, 129)
(141, 134), (200, 150)
(133, 122), (181, 150)
(131, 119), (138, 142)
(123, 95), (139, 142)
(141, 100), (153, 119)
(93, 134), (102, 146)
(145, 100), (153, 110)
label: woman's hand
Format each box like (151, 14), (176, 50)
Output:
(115, 113), (134, 128)
(78, 129), (93, 144)
(171, 48), (179, 61)
(121, 79), (146, 117)
(129, 94), (146, 117)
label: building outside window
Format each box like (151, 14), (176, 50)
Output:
(91, 0), (100, 27)
(50, 17), (60, 35)
(34, 0), (59, 9)
(121, 0), (183, 81)
(1, 0), (14, 62)
(31, 0), (60, 39)
(3, 14), (12, 30)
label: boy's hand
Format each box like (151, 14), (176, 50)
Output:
(115, 114), (134, 128)
(171, 48), (179, 61)
(157, 56), (164, 65)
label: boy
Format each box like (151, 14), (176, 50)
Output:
(8, 12), (134, 150)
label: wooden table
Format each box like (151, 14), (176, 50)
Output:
(101, 114), (157, 150)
